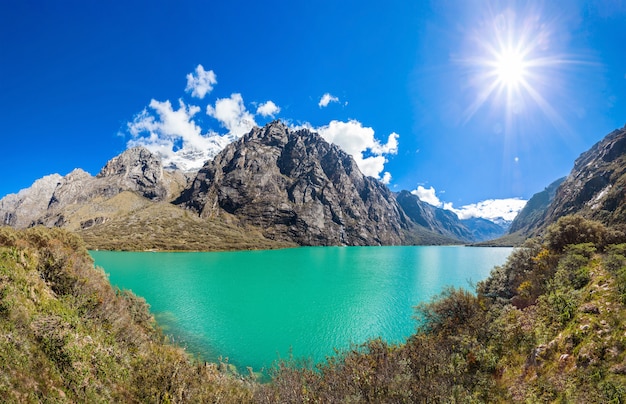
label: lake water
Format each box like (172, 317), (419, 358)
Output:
(91, 246), (512, 372)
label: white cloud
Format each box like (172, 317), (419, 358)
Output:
(185, 64), (217, 99)
(126, 66), (402, 181)
(127, 99), (235, 171)
(444, 198), (527, 221)
(315, 120), (398, 180)
(412, 186), (442, 207)
(256, 100), (281, 117)
(206, 93), (257, 137)
(410, 185), (527, 221)
(318, 93), (339, 108)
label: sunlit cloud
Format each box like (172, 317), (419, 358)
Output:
(318, 93), (339, 108)
(315, 119), (398, 180)
(185, 64), (217, 99)
(444, 198), (527, 221)
(127, 99), (233, 171)
(411, 184), (526, 221)
(256, 100), (281, 117)
(412, 186), (442, 207)
(206, 93), (257, 137)
(127, 66), (399, 179)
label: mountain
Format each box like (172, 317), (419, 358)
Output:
(478, 124), (626, 247)
(1, 147), (189, 230)
(542, 126), (626, 227)
(395, 191), (509, 242)
(396, 190), (473, 241)
(1, 121), (510, 249)
(501, 125), (626, 242)
(507, 177), (565, 236)
(178, 122), (414, 246)
(461, 217), (509, 242)
(0, 146), (294, 251)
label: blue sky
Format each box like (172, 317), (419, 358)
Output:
(1, 1), (625, 220)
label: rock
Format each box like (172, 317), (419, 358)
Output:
(611, 363), (626, 374)
(0, 147), (184, 230)
(97, 146), (168, 200)
(579, 303), (600, 314)
(0, 174), (63, 228)
(508, 177), (565, 236)
(540, 127), (626, 231)
(178, 121), (411, 246)
(396, 190), (475, 242)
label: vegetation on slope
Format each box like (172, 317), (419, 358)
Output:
(3, 216), (626, 402)
(0, 227), (255, 402)
(255, 215), (626, 402)
(74, 192), (296, 251)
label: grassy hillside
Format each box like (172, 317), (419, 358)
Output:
(3, 217), (626, 402)
(74, 192), (296, 251)
(0, 227), (255, 402)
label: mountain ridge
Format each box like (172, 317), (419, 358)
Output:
(1, 121), (510, 249)
(500, 125), (626, 243)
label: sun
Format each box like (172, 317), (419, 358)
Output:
(458, 6), (573, 129)
(493, 47), (528, 88)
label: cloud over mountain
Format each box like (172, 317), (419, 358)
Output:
(256, 101), (280, 117)
(412, 185), (527, 222)
(125, 65), (399, 181)
(206, 93), (257, 137)
(314, 120), (398, 183)
(412, 186), (442, 207)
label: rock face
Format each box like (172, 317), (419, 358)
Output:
(0, 174), (63, 228)
(395, 190), (508, 242)
(0, 147), (189, 229)
(508, 177), (565, 236)
(96, 146), (169, 200)
(178, 121), (411, 245)
(508, 126), (626, 238)
(543, 127), (626, 227)
(396, 190), (474, 241)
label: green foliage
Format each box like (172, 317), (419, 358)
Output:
(415, 287), (482, 335)
(544, 215), (608, 253)
(4, 217), (626, 403)
(0, 227), (254, 402)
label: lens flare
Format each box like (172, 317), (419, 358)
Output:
(457, 5), (585, 134)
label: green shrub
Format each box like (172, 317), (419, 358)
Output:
(544, 215), (608, 253)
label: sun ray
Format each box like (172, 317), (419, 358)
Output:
(456, 4), (587, 137)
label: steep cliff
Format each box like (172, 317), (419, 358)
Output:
(542, 127), (626, 227)
(178, 121), (411, 246)
(507, 177), (565, 236)
(395, 190), (474, 241)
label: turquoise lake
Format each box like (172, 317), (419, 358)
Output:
(90, 246), (512, 372)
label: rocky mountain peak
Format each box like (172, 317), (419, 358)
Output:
(0, 173), (63, 228)
(96, 146), (167, 200)
(179, 123), (410, 246)
(243, 120), (290, 146)
(543, 127), (626, 226)
(506, 126), (626, 241)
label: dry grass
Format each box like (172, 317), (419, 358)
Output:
(71, 192), (296, 251)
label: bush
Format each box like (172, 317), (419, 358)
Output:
(415, 287), (482, 336)
(553, 243), (594, 290)
(544, 215), (608, 253)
